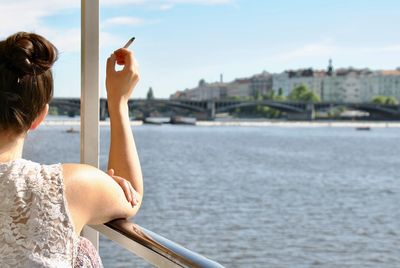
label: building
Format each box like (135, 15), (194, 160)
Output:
(376, 70), (400, 100)
(273, 68), (325, 98)
(170, 72), (273, 100)
(225, 78), (252, 98)
(273, 61), (400, 103)
(170, 79), (223, 100)
(323, 68), (370, 102)
(249, 71), (273, 97)
(171, 62), (400, 102)
(323, 68), (400, 102)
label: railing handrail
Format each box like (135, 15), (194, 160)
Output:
(92, 220), (225, 268)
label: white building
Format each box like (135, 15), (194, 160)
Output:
(272, 69), (324, 98)
(171, 64), (400, 103)
(273, 65), (400, 103)
(323, 69), (400, 102)
(272, 73), (290, 96)
(323, 69), (367, 102)
(376, 70), (400, 100)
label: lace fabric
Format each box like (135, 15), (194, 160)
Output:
(0, 159), (102, 268)
(74, 237), (103, 268)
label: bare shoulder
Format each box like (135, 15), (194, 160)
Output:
(61, 163), (139, 233)
(62, 163), (107, 189)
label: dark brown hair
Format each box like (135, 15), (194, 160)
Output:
(0, 32), (58, 133)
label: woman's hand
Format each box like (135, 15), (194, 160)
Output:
(107, 169), (140, 207)
(106, 48), (139, 105)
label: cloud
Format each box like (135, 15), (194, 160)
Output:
(45, 28), (80, 54)
(0, 0), (232, 38)
(275, 39), (400, 68)
(101, 0), (233, 9)
(101, 0), (232, 5)
(101, 0), (146, 5)
(278, 40), (337, 61)
(100, 32), (125, 50)
(102, 17), (148, 28)
(360, 45), (400, 54)
(157, 0), (233, 9)
(169, 0), (232, 4)
(159, 3), (174, 10)
(0, 0), (79, 43)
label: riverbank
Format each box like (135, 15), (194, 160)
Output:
(42, 119), (400, 128)
(196, 120), (400, 128)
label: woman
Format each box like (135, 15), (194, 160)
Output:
(0, 32), (143, 267)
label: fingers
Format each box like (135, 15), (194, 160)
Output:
(107, 169), (114, 176)
(111, 173), (139, 207)
(114, 48), (134, 71)
(121, 180), (133, 204)
(106, 54), (116, 76)
(130, 186), (140, 207)
(123, 180), (139, 207)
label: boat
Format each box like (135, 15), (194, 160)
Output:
(356, 126), (371, 131)
(143, 118), (163, 125)
(169, 116), (196, 125)
(66, 127), (79, 133)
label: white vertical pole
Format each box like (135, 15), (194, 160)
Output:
(81, 0), (100, 250)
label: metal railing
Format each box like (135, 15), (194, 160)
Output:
(93, 220), (224, 268)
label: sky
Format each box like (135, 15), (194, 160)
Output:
(0, 0), (399, 98)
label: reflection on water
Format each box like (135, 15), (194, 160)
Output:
(24, 125), (400, 268)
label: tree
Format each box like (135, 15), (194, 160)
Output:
(274, 88), (286, 101)
(198, 79), (206, 87)
(147, 87), (154, 100)
(302, 91), (320, 102)
(288, 85), (320, 102)
(371, 95), (399, 105)
(265, 89), (275, 100)
(254, 91), (263, 101)
(371, 96), (386, 104)
(48, 106), (59, 115)
(386, 96), (399, 105)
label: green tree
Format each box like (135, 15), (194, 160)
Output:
(274, 88), (286, 101)
(288, 85), (320, 102)
(371, 95), (387, 104)
(254, 91), (263, 101)
(147, 87), (154, 100)
(264, 89), (275, 100)
(48, 106), (59, 115)
(371, 95), (399, 105)
(386, 96), (399, 105)
(278, 88), (284, 96)
(198, 79), (206, 87)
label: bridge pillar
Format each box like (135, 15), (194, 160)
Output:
(100, 99), (107, 121)
(207, 100), (216, 120)
(287, 103), (315, 121)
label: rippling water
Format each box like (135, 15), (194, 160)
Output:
(23, 124), (400, 268)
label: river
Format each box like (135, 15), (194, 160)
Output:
(23, 124), (400, 268)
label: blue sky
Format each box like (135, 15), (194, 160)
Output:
(0, 0), (399, 98)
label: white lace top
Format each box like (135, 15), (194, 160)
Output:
(0, 159), (78, 267)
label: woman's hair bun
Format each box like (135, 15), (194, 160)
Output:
(0, 32), (58, 76)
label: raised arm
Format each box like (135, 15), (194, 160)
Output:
(106, 48), (143, 206)
(62, 49), (143, 234)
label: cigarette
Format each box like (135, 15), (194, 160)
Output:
(123, 37), (135, 48)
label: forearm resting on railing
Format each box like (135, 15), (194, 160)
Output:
(108, 101), (143, 199)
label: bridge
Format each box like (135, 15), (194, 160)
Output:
(50, 98), (400, 120)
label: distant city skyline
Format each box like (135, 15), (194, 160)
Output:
(1, 0), (399, 98)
